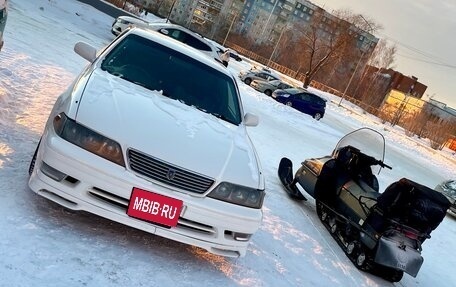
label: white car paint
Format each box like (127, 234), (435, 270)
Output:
(28, 28), (264, 257)
(111, 15), (148, 36)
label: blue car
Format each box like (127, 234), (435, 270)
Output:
(272, 88), (326, 120)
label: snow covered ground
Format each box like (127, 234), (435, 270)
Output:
(1, 1), (455, 286)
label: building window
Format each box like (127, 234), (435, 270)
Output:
(309, 9), (313, 14)
(283, 4), (293, 11)
(300, 12), (304, 17)
(297, 3), (301, 8)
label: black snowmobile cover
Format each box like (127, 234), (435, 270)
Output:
(376, 178), (451, 233)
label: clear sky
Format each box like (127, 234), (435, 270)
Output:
(311, 0), (456, 109)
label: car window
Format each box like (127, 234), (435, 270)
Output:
(257, 73), (268, 79)
(299, 93), (311, 101)
(100, 34), (241, 125)
(160, 28), (212, 52)
(308, 94), (326, 105)
(278, 83), (289, 89)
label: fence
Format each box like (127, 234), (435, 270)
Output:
(227, 43), (456, 150)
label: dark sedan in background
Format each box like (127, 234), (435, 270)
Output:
(272, 88), (326, 120)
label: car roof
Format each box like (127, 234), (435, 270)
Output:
(126, 28), (230, 76)
(118, 15), (148, 24)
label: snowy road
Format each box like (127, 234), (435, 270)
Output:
(1, 1), (455, 286)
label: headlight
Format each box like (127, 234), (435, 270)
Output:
(208, 182), (265, 209)
(53, 113), (125, 167)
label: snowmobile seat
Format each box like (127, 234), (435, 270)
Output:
(338, 179), (380, 220)
(373, 178), (450, 235)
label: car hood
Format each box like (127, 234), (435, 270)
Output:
(75, 69), (261, 188)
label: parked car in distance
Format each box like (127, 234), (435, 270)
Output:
(147, 22), (222, 63)
(28, 27), (265, 258)
(272, 88), (326, 120)
(0, 0), (7, 51)
(111, 15), (148, 36)
(239, 67), (280, 85)
(229, 50), (242, 61)
(251, 79), (294, 97)
(112, 17), (222, 64)
(435, 179), (456, 214)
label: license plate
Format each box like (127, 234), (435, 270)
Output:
(127, 187), (183, 228)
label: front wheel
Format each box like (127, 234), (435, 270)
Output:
(314, 113), (322, 120)
(356, 252), (366, 267)
(264, 90), (272, 97)
(285, 101), (293, 107)
(244, 78), (252, 85)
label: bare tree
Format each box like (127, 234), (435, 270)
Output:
(289, 9), (380, 88)
(355, 40), (397, 107)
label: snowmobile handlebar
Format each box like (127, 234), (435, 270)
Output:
(375, 160), (392, 170)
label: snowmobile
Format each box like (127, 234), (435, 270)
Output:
(278, 127), (450, 282)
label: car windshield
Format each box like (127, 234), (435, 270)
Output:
(100, 34), (242, 125)
(269, 80), (280, 85)
(334, 128), (386, 174)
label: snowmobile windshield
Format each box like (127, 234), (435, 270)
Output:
(333, 128), (386, 174)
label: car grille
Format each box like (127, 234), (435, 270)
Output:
(87, 187), (216, 236)
(127, 149), (214, 194)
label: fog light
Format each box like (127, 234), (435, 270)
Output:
(40, 162), (67, 181)
(233, 232), (252, 242)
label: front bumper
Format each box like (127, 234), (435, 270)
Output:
(29, 130), (262, 257)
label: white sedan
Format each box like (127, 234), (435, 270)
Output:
(111, 15), (148, 36)
(28, 27), (265, 257)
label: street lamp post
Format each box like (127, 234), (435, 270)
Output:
(260, 0), (279, 41)
(338, 15), (374, 106)
(337, 49), (367, 106)
(166, 0), (178, 23)
(223, 13), (238, 46)
(267, 25), (290, 67)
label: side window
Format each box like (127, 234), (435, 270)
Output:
(183, 34), (212, 51)
(167, 29), (211, 52)
(298, 93), (309, 101)
(257, 73), (268, 79)
(160, 28), (185, 42)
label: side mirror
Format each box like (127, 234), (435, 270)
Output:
(244, 113), (259, 127)
(74, 42), (97, 62)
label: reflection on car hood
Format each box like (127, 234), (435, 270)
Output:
(75, 69), (261, 188)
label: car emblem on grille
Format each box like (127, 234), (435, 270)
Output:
(166, 168), (177, 181)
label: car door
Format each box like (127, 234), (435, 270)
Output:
(291, 93), (312, 114)
(256, 73), (270, 81)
